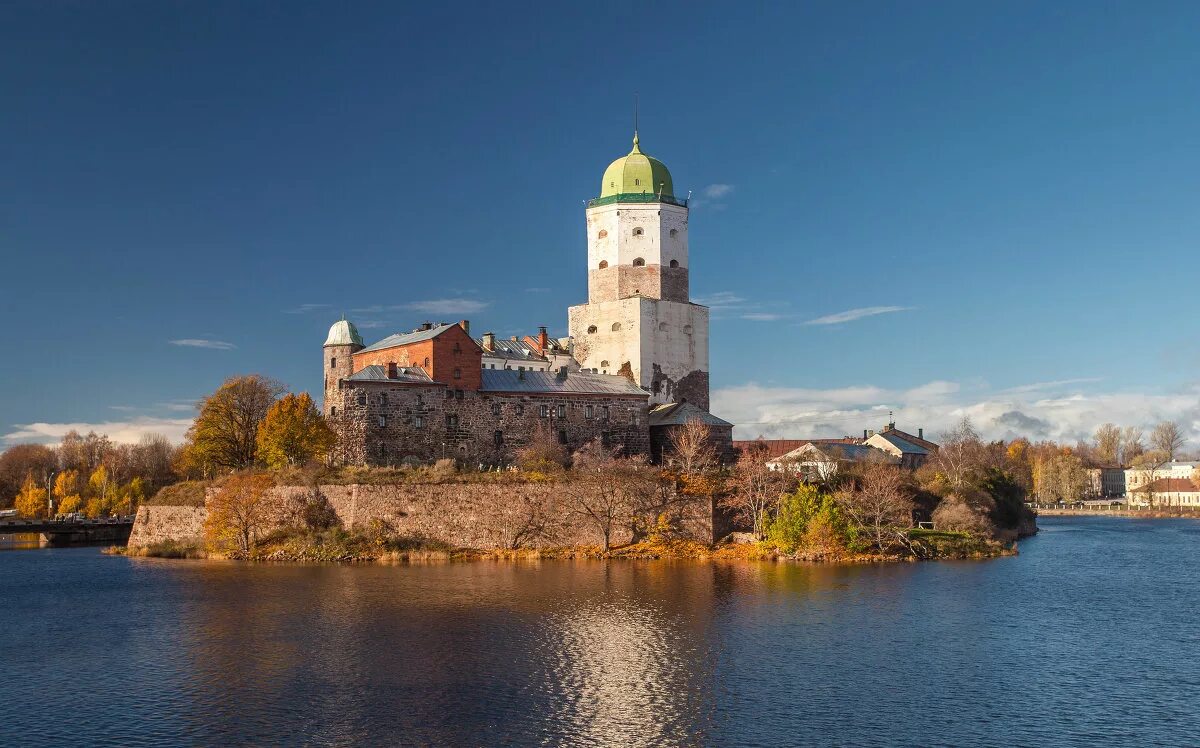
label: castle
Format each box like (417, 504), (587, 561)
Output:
(322, 131), (732, 466)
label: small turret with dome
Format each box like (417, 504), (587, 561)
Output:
(599, 131), (676, 201)
(323, 317), (364, 415)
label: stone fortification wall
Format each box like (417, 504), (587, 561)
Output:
(129, 481), (713, 551)
(129, 505), (208, 547)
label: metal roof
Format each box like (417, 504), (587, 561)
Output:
(358, 324), (458, 354)
(647, 402), (732, 428)
(477, 338), (549, 362)
(870, 431), (930, 455)
(346, 365), (435, 384)
(324, 319), (364, 347)
(768, 442), (894, 465)
(480, 369), (647, 397)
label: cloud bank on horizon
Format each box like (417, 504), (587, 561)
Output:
(713, 379), (1200, 446)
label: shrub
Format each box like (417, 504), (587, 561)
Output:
(931, 494), (993, 536)
(765, 485), (856, 555)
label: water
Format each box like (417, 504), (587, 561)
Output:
(2, 516), (1199, 747)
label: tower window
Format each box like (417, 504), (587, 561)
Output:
(611, 322), (621, 331)
(669, 259), (679, 268)
(633, 227), (644, 236)
(587, 325), (598, 334)
(669, 229), (677, 238)
(684, 325), (693, 334)
(598, 229), (608, 239)
(600, 360), (609, 367)
(634, 179), (640, 186)
(598, 260), (608, 269)
(330, 357), (337, 369)
(330, 406), (337, 417)
(632, 257), (645, 267)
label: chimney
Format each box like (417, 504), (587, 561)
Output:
(919, 428), (924, 440)
(518, 369), (525, 380)
(538, 326), (549, 352)
(482, 332), (495, 352)
(511, 335), (518, 342)
(458, 320), (470, 336)
(419, 322), (432, 331)
(386, 362), (398, 379)
(864, 430), (868, 439)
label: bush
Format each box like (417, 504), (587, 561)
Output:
(765, 485), (856, 556)
(931, 495), (993, 535)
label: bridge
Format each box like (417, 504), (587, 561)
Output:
(0, 517), (134, 546)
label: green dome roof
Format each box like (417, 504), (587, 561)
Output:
(600, 133), (674, 199)
(324, 318), (364, 347)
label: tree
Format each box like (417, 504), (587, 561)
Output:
(57, 494), (83, 516)
(930, 417), (986, 490)
(765, 484), (853, 556)
(569, 441), (634, 551)
(53, 470), (82, 517)
(183, 375), (285, 472)
(1151, 421), (1186, 463)
(1034, 453), (1089, 504)
(836, 462), (914, 552)
(255, 392), (336, 468)
(719, 443), (793, 539)
(1093, 423), (1122, 466)
(1121, 426), (1145, 465)
(204, 472), (279, 554)
(666, 419), (716, 476)
(1132, 450), (1170, 508)
(0, 444), (56, 508)
(515, 422), (570, 474)
(13, 473), (49, 518)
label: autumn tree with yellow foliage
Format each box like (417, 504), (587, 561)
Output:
(14, 473), (49, 518)
(204, 472), (279, 555)
(255, 392), (335, 468)
(178, 375), (284, 475)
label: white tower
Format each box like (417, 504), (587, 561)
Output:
(568, 133), (710, 411)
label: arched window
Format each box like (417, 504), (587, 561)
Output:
(632, 227), (644, 236)
(669, 259), (679, 268)
(587, 325), (598, 333)
(598, 229), (608, 239)
(423, 357), (430, 368)
(669, 228), (677, 238)
(330, 357), (337, 369)
(658, 322), (668, 331)
(611, 322), (622, 332)
(330, 406), (337, 417)
(634, 178), (640, 186)
(600, 360), (609, 368)
(683, 325), (693, 334)
(453, 367), (462, 379)
(632, 257), (645, 267)
(598, 260), (608, 269)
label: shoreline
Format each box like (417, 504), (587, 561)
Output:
(1038, 508), (1200, 519)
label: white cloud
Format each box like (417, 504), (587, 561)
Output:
(702, 183), (734, 199)
(524, 287), (550, 294)
(1001, 377), (1104, 394)
(3, 417), (192, 445)
(804, 306), (912, 326)
(283, 303), (331, 314)
(169, 338), (236, 350)
(741, 313), (787, 322)
(714, 378), (1200, 445)
(401, 298), (489, 315)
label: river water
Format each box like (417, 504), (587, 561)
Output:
(2, 516), (1199, 747)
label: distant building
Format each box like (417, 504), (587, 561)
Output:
(742, 423), (938, 473)
(1125, 461), (1200, 494)
(1129, 478), (1200, 507)
(1086, 467), (1126, 498)
(477, 328), (578, 374)
(766, 442), (896, 480)
(647, 402), (735, 465)
(865, 430), (931, 470)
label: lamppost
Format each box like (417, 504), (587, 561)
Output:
(45, 470), (56, 519)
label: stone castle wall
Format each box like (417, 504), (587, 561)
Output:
(329, 381), (650, 467)
(128, 482), (714, 551)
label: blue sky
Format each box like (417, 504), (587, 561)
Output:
(3, 1), (1199, 445)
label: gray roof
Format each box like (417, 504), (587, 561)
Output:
(346, 365), (435, 384)
(480, 369), (647, 397)
(324, 319), (364, 347)
(359, 324), (459, 354)
(648, 402), (733, 428)
(770, 442), (893, 464)
(477, 337), (549, 362)
(871, 431), (930, 455)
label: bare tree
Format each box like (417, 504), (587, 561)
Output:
(931, 416), (985, 489)
(1120, 426), (1144, 465)
(493, 491), (559, 550)
(570, 440), (635, 551)
(1093, 423), (1121, 465)
(719, 443), (793, 539)
(1151, 421), (1186, 463)
(666, 419), (716, 477)
(516, 422), (571, 473)
(1131, 450), (1169, 508)
(836, 462), (914, 551)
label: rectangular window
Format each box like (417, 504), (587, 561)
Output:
(585, 405), (594, 419)
(378, 416), (387, 427)
(516, 404), (524, 416)
(446, 414), (458, 428)
(540, 405), (549, 418)
(602, 406), (610, 420)
(494, 430), (503, 449)
(445, 389), (453, 399)
(492, 403), (501, 415)
(558, 430), (568, 445)
(330, 357), (337, 369)
(455, 389), (464, 400)
(415, 416), (424, 429)
(557, 404), (566, 418)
